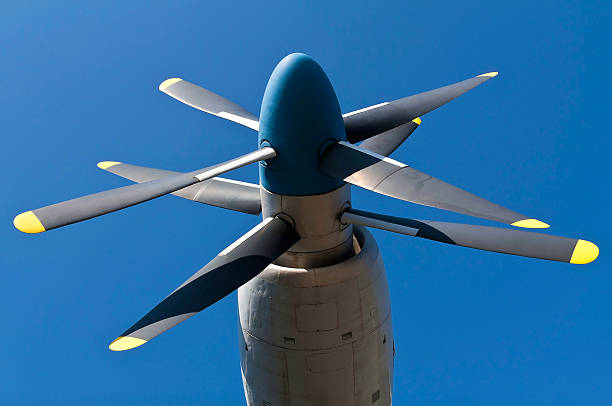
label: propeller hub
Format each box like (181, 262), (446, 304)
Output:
(259, 53), (346, 195)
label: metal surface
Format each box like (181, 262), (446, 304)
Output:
(320, 141), (538, 226)
(343, 72), (496, 143)
(113, 216), (299, 349)
(342, 209), (418, 237)
(159, 77), (260, 131)
(194, 147), (276, 181)
(21, 147), (275, 232)
(100, 162), (262, 214)
(359, 119), (420, 156)
(261, 184), (353, 268)
(238, 226), (393, 405)
(342, 208), (587, 263)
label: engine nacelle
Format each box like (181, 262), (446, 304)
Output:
(238, 226), (394, 405)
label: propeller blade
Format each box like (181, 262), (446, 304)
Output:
(97, 161), (261, 215)
(344, 72), (497, 143)
(342, 208), (598, 264)
(359, 117), (421, 156)
(109, 216), (300, 351)
(14, 148), (275, 233)
(159, 78), (260, 131)
(320, 141), (548, 228)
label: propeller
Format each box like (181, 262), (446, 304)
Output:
(14, 53), (599, 356)
(97, 161), (261, 215)
(13, 147), (275, 233)
(109, 216), (299, 351)
(359, 117), (421, 156)
(320, 141), (548, 228)
(344, 72), (497, 143)
(342, 208), (598, 264)
(159, 78), (260, 131)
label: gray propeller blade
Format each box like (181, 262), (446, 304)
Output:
(320, 141), (548, 228)
(342, 208), (598, 264)
(159, 78), (260, 131)
(344, 72), (497, 143)
(14, 148), (275, 233)
(97, 161), (261, 215)
(109, 216), (300, 351)
(359, 117), (421, 156)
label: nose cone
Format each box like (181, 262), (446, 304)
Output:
(259, 53), (346, 195)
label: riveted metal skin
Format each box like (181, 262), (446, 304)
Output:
(238, 226), (394, 406)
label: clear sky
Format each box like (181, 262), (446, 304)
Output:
(1, 1), (610, 404)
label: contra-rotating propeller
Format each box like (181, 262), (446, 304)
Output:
(14, 54), (598, 351)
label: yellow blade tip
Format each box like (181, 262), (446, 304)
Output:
(13, 211), (45, 233)
(478, 71), (499, 78)
(412, 117), (422, 125)
(511, 218), (550, 229)
(570, 239), (599, 264)
(97, 161), (121, 170)
(159, 78), (182, 91)
(109, 336), (147, 351)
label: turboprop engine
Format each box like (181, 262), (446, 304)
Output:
(237, 55), (395, 404)
(13, 52), (598, 406)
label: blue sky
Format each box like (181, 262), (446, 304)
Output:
(1, 1), (610, 404)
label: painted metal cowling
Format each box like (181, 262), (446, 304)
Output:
(258, 53), (346, 196)
(238, 226), (393, 405)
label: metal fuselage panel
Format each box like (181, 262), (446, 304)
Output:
(238, 226), (394, 406)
